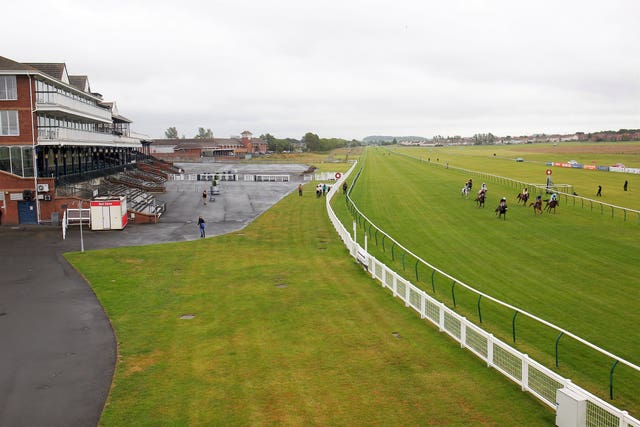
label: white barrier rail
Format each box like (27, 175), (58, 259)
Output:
(325, 161), (640, 427)
(391, 148), (640, 222)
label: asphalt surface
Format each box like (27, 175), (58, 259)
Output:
(0, 162), (308, 426)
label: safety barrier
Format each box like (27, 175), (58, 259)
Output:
(325, 161), (640, 426)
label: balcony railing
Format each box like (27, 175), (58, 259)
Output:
(38, 127), (115, 145)
(36, 91), (112, 122)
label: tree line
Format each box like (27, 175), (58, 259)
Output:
(163, 127), (361, 152)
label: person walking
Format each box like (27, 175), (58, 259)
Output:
(202, 190), (207, 206)
(197, 216), (206, 238)
(624, 180), (628, 191)
(596, 185), (602, 197)
(298, 184), (303, 196)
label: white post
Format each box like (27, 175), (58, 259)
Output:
(487, 334), (494, 367)
(404, 279), (410, 307)
(352, 220), (357, 257)
(420, 291), (426, 319)
(460, 317), (467, 349)
(79, 200), (85, 253)
(439, 302), (446, 332)
(364, 233), (368, 253)
(521, 354), (529, 392)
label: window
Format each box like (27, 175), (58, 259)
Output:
(0, 146), (9, 172)
(0, 76), (17, 100)
(0, 110), (19, 135)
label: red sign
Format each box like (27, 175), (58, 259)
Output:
(546, 169), (552, 176)
(90, 200), (121, 207)
(335, 172), (342, 179)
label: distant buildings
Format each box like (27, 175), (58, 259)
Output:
(150, 130), (267, 160)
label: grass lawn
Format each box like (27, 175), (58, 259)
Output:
(66, 175), (554, 426)
(332, 146), (640, 416)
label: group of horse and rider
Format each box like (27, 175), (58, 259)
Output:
(461, 178), (559, 219)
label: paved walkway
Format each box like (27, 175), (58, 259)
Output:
(0, 163), (307, 426)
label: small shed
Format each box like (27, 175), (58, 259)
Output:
(90, 196), (128, 230)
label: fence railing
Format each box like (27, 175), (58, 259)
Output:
(391, 148), (640, 223)
(325, 160), (640, 427)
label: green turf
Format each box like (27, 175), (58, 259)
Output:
(66, 177), (554, 426)
(333, 146), (640, 416)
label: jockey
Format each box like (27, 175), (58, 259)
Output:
(478, 183), (487, 196)
(550, 192), (558, 202)
(522, 188), (528, 196)
(467, 179), (473, 190)
(499, 197), (507, 208)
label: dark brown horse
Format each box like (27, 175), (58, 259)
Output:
(545, 199), (559, 214)
(495, 200), (507, 219)
(530, 198), (543, 214)
(475, 191), (486, 208)
(516, 191), (530, 206)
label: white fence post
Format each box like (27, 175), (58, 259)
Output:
(404, 279), (410, 307)
(364, 233), (368, 253)
(352, 220), (357, 257)
(420, 291), (426, 319)
(439, 302), (446, 332)
(460, 317), (467, 349)
(522, 354), (529, 392)
(487, 334), (494, 368)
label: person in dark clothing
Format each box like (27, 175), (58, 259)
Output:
(197, 216), (206, 238)
(624, 180), (628, 191)
(596, 185), (602, 197)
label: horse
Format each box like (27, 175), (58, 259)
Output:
(475, 191), (486, 208)
(545, 199), (559, 214)
(516, 191), (529, 206)
(461, 185), (470, 199)
(495, 203), (507, 220)
(530, 198), (543, 215)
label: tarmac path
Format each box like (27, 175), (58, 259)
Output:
(0, 163), (307, 426)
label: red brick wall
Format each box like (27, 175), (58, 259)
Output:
(0, 170), (59, 225)
(0, 75), (35, 145)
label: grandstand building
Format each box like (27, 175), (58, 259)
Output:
(0, 55), (152, 225)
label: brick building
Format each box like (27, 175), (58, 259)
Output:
(0, 55), (150, 225)
(150, 130), (267, 161)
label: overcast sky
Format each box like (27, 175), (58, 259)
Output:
(5, 0), (639, 140)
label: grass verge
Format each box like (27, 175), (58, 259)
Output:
(66, 179), (553, 426)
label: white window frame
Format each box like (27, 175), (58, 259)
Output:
(0, 110), (19, 136)
(0, 76), (18, 100)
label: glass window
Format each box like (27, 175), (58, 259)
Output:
(0, 110), (19, 135)
(22, 147), (34, 177)
(0, 146), (9, 172)
(0, 76), (17, 100)
(10, 146), (22, 176)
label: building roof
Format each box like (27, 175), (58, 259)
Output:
(0, 56), (40, 73)
(25, 62), (69, 81)
(68, 75), (90, 92)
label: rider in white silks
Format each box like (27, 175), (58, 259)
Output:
(522, 188), (529, 197)
(550, 192), (558, 202)
(478, 182), (487, 196)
